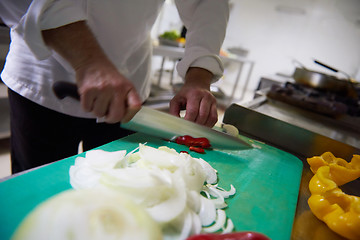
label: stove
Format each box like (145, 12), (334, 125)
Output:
(267, 82), (360, 117)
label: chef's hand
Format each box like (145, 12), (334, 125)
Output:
(42, 21), (142, 123)
(170, 67), (218, 127)
(76, 59), (142, 123)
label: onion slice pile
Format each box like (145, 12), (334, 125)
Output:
(14, 144), (236, 240)
(70, 144), (236, 239)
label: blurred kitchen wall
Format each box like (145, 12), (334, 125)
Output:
(152, 0), (360, 101)
(224, 0), (360, 97)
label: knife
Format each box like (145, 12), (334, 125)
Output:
(52, 81), (252, 150)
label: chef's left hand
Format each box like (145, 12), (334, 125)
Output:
(170, 67), (218, 127)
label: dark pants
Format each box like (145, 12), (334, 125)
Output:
(8, 89), (134, 174)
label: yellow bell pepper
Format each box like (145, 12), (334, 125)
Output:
(308, 165), (337, 194)
(307, 152), (360, 186)
(307, 153), (360, 240)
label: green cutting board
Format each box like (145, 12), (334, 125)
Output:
(0, 133), (303, 240)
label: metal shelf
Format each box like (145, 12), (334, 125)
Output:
(0, 25), (10, 45)
(0, 23), (10, 140)
(0, 83), (7, 99)
(0, 97), (10, 139)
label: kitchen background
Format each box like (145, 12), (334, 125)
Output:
(1, 0), (360, 178)
(152, 0), (360, 101)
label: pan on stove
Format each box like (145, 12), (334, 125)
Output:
(292, 59), (359, 95)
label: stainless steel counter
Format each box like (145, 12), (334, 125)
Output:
(225, 96), (360, 158)
(223, 96), (359, 240)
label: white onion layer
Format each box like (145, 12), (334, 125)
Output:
(12, 189), (162, 240)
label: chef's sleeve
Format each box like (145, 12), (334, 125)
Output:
(175, 0), (229, 82)
(13, 0), (87, 60)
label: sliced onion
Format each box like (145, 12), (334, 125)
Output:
(177, 209), (193, 240)
(100, 168), (172, 204)
(137, 145), (207, 192)
(202, 185), (227, 209)
(215, 184), (236, 198)
(66, 144), (236, 238)
(193, 158), (218, 184)
(138, 144), (180, 171)
(202, 209), (227, 233)
(114, 146), (141, 168)
(69, 164), (101, 190)
(69, 150), (126, 189)
(146, 174), (187, 223)
(84, 149), (126, 170)
(198, 196), (217, 226)
(173, 155), (207, 192)
(222, 219), (234, 233)
(186, 191), (201, 213)
(190, 210), (202, 236)
(12, 189), (163, 240)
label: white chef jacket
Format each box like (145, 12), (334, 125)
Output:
(0, 0), (229, 119)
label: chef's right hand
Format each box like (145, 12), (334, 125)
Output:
(41, 21), (142, 123)
(75, 60), (142, 123)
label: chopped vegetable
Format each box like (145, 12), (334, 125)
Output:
(307, 153), (360, 240)
(159, 30), (180, 41)
(221, 124), (239, 137)
(175, 135), (211, 154)
(14, 144), (236, 240)
(12, 189), (163, 240)
(68, 144), (235, 239)
(175, 135), (211, 149)
(190, 146), (205, 154)
(307, 152), (360, 186)
(13, 144), (236, 240)
(202, 210), (227, 233)
(176, 135), (194, 146)
(12, 144), (237, 240)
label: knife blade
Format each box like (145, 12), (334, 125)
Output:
(122, 106), (252, 150)
(53, 81), (252, 150)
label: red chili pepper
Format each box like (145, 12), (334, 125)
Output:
(175, 136), (211, 149)
(192, 137), (211, 148)
(180, 151), (189, 154)
(186, 232), (270, 240)
(175, 135), (194, 146)
(189, 146), (205, 153)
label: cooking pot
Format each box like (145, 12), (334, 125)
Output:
(293, 68), (351, 92)
(292, 60), (358, 96)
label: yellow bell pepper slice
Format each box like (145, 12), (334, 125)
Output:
(308, 185), (360, 240)
(308, 165), (337, 194)
(307, 152), (360, 186)
(307, 152), (360, 240)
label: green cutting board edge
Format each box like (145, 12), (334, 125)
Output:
(0, 133), (303, 240)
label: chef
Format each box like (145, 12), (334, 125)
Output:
(0, 0), (229, 173)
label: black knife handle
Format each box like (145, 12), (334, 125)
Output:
(53, 81), (80, 100)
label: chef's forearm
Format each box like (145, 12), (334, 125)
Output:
(41, 21), (110, 70)
(184, 67), (213, 89)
